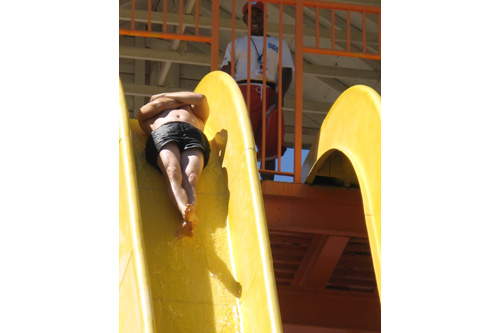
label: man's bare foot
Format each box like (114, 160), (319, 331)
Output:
(183, 204), (199, 227)
(175, 221), (193, 238)
(179, 204), (199, 237)
(183, 204), (195, 222)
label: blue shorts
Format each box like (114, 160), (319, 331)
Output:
(145, 121), (211, 172)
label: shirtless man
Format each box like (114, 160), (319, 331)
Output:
(138, 91), (211, 238)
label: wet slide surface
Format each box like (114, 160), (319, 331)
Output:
(119, 72), (282, 332)
(129, 119), (242, 332)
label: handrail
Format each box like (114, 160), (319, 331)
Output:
(119, 0), (220, 71)
(301, 0), (380, 60)
(119, 0), (381, 183)
(294, 0), (304, 182)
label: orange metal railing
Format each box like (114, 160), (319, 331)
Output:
(119, 0), (220, 70)
(301, 0), (381, 60)
(294, 0), (304, 183)
(119, 0), (381, 183)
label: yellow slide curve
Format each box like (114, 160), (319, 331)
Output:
(302, 85), (381, 297)
(119, 71), (282, 332)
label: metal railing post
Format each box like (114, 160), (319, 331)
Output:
(294, 0), (304, 183)
(211, 0), (220, 71)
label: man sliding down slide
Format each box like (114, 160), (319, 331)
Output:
(137, 91), (211, 238)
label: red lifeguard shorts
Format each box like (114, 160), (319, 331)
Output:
(239, 84), (287, 161)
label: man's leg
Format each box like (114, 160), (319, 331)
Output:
(157, 143), (193, 236)
(180, 148), (205, 229)
(261, 159), (275, 181)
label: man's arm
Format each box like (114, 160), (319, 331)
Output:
(220, 42), (233, 75)
(271, 67), (293, 107)
(280, 67), (293, 99)
(138, 97), (182, 122)
(137, 97), (185, 134)
(150, 91), (210, 123)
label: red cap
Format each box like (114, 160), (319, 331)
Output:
(242, 1), (264, 15)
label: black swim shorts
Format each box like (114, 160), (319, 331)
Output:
(145, 121), (211, 172)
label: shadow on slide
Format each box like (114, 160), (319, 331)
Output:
(302, 85), (381, 297)
(119, 71), (282, 332)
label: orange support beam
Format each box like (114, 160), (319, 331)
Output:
(302, 47), (381, 60)
(292, 235), (349, 288)
(261, 181), (367, 236)
(119, 29), (211, 43)
(277, 287), (380, 331)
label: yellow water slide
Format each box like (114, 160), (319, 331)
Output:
(302, 85), (381, 297)
(119, 72), (282, 332)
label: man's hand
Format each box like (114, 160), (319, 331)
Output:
(149, 91), (203, 104)
(221, 63), (231, 75)
(149, 91), (210, 123)
(270, 94), (282, 108)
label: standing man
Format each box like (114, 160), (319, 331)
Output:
(138, 91), (211, 238)
(221, 1), (294, 180)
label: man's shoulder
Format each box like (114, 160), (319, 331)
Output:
(267, 36), (289, 47)
(226, 36), (248, 47)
